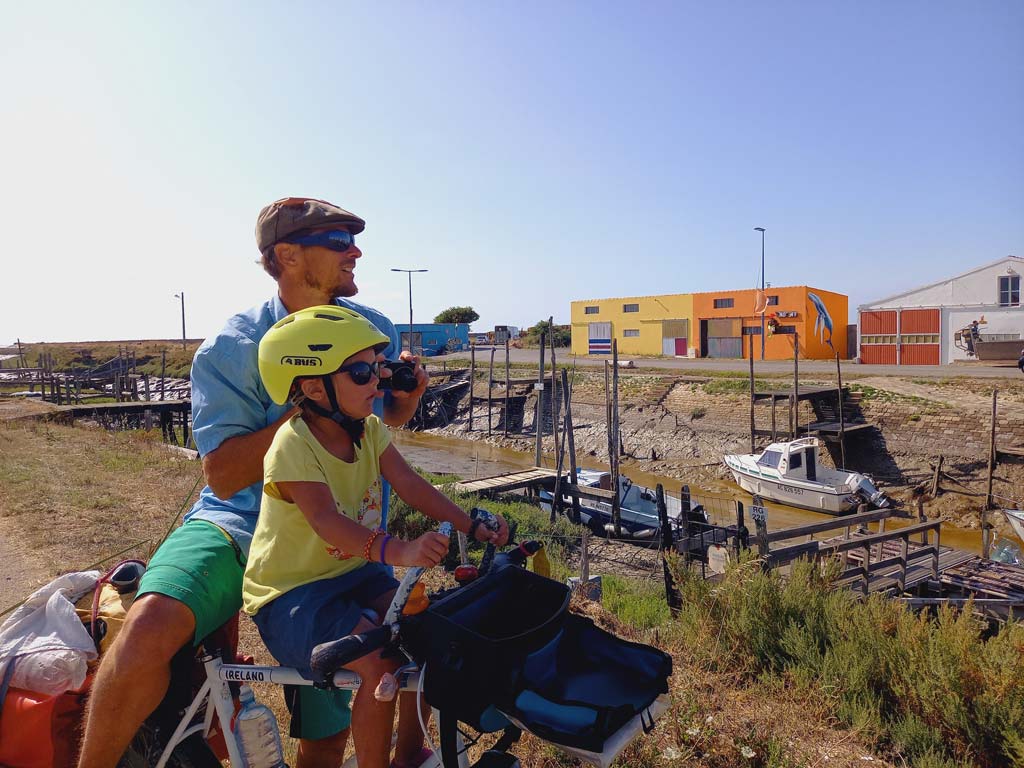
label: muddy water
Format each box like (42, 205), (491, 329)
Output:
(394, 430), (986, 555)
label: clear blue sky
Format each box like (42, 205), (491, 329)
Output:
(2, 2), (1021, 343)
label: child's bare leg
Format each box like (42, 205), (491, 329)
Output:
(369, 589), (428, 765)
(346, 614), (401, 768)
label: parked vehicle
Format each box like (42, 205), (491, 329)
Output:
(724, 437), (889, 515)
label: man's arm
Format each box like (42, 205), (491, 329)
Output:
(203, 407), (297, 499)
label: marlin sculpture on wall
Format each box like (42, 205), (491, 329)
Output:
(808, 292), (834, 349)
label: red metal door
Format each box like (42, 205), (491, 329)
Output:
(861, 345), (897, 364)
(675, 338), (687, 356)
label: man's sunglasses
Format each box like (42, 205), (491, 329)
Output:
(336, 360), (381, 385)
(283, 229), (356, 252)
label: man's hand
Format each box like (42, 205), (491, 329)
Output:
(394, 351), (429, 399)
(381, 352), (428, 427)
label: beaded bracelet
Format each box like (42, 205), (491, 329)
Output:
(363, 528), (385, 561)
(379, 534), (392, 566)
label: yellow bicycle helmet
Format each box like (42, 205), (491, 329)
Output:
(259, 305), (390, 405)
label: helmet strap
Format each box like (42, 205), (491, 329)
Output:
(303, 374), (365, 447)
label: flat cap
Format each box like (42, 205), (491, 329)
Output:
(256, 197), (366, 253)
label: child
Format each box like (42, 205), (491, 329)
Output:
(242, 305), (509, 768)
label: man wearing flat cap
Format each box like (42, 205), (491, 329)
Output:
(79, 198), (428, 768)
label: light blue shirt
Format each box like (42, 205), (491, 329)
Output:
(183, 294), (400, 556)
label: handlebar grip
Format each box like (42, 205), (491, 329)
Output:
(310, 625), (392, 679)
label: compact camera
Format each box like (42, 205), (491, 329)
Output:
(377, 360), (419, 392)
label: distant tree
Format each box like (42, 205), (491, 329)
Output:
(522, 320), (571, 348)
(434, 306), (480, 324)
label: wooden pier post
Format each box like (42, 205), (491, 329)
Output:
(930, 457), (944, 500)
(771, 396), (777, 441)
(580, 528), (590, 586)
(792, 331), (799, 438)
(160, 350), (167, 401)
(550, 323), (559, 459)
(611, 339), (621, 538)
(467, 344), (476, 432)
(657, 484), (681, 616)
(984, 388), (998, 559)
(835, 352), (846, 469)
(734, 500), (746, 560)
(678, 485), (692, 567)
(562, 368), (581, 524)
(486, 345), (495, 435)
(503, 339), (510, 437)
(748, 337), (756, 453)
(534, 333), (546, 465)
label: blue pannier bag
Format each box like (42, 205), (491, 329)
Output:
(401, 565), (671, 753)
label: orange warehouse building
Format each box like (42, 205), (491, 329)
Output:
(691, 286), (847, 360)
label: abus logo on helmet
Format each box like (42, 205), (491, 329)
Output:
(282, 356), (321, 366)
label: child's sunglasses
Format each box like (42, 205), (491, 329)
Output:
(283, 229), (356, 252)
(336, 360), (381, 385)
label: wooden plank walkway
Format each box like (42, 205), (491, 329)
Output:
(444, 468), (558, 495)
(441, 467), (619, 504)
(837, 538), (975, 595)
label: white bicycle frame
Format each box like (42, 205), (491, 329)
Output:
(154, 654), (465, 768)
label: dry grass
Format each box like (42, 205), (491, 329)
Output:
(0, 415), (901, 767)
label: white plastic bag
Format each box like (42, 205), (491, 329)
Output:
(0, 570), (100, 695)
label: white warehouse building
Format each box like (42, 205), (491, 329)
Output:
(858, 256), (1023, 365)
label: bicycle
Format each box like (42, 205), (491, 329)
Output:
(121, 512), (672, 768)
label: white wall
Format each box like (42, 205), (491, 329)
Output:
(944, 306), (1024, 363)
(866, 257), (1024, 310)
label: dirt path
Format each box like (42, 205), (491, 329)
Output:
(0, 515), (54, 614)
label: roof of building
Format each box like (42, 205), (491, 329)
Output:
(571, 285), (843, 304)
(858, 255), (1024, 310)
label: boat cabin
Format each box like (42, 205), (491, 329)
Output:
(756, 438), (820, 481)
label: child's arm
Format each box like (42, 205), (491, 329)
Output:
(380, 444), (510, 546)
(276, 480), (450, 567)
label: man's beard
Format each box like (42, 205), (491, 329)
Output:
(304, 270), (357, 298)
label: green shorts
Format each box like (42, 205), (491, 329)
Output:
(138, 520), (352, 737)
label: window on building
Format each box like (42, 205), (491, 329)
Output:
(767, 295), (779, 306)
(584, 306), (599, 315)
(623, 329), (640, 337)
(900, 334), (940, 344)
(999, 275), (1020, 307)
(623, 303), (639, 313)
(713, 298), (734, 309)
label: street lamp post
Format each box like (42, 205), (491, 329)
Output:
(391, 268), (428, 356)
(173, 292), (186, 351)
(754, 227), (766, 360)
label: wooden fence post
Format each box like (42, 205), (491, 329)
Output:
(836, 352), (846, 469)
(534, 333), (546, 465)
(562, 368), (581, 524)
(984, 388), (998, 559)
(611, 339), (621, 538)
(657, 484), (681, 616)
(467, 344), (476, 432)
(486, 346), (495, 435)
(503, 339), (510, 437)
(748, 338), (756, 453)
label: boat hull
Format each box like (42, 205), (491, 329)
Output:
(1005, 509), (1024, 542)
(728, 468), (858, 515)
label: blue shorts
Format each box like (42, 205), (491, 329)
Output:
(252, 564), (400, 676)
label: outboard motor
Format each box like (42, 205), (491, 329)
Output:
(852, 475), (889, 508)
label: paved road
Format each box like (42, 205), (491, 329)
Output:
(431, 347), (1024, 379)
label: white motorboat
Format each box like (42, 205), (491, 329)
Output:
(1004, 509), (1024, 542)
(724, 437), (889, 515)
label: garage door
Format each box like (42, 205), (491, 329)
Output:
(588, 322), (611, 355)
(705, 318), (742, 358)
(859, 310), (897, 364)
(898, 309), (940, 366)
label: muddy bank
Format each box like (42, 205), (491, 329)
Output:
(425, 371), (1024, 541)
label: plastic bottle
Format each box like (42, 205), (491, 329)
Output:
(235, 684), (286, 768)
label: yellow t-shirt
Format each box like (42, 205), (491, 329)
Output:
(242, 413), (391, 615)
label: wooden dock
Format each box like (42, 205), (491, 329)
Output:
(756, 508), (1024, 620)
(441, 467), (617, 505)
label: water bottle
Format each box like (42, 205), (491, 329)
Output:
(235, 684), (286, 768)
